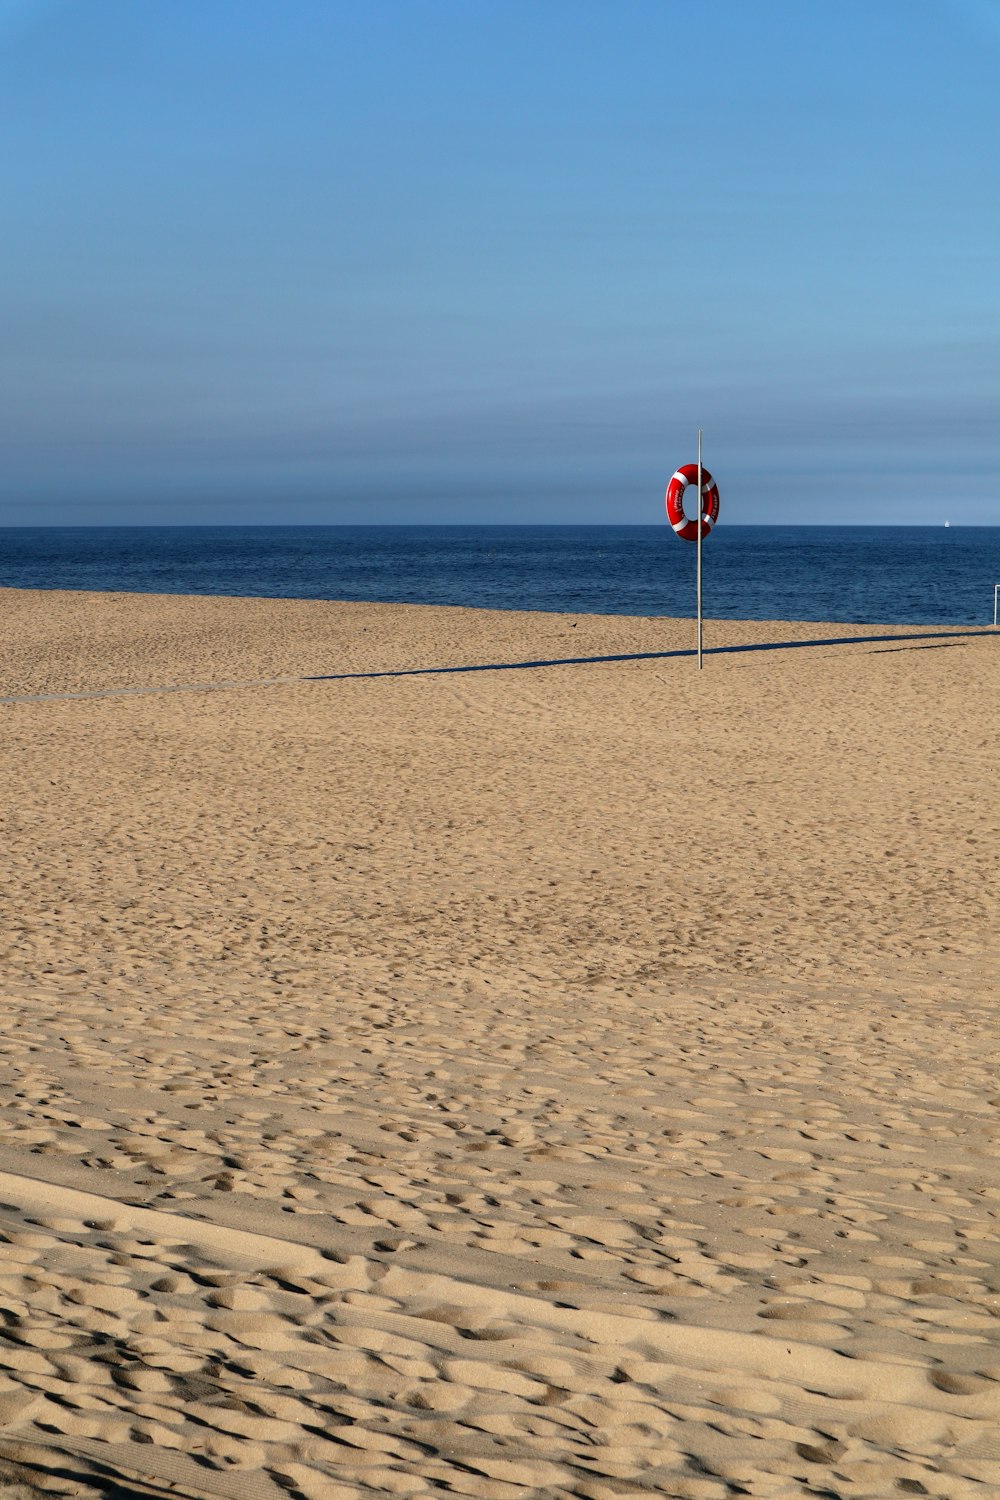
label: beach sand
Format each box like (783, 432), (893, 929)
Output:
(0, 587), (997, 1498)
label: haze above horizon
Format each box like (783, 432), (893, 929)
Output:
(1, 0), (997, 527)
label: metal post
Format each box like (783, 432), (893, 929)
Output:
(994, 583), (999, 628)
(697, 429), (703, 670)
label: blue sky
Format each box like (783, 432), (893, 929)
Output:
(0, 0), (997, 524)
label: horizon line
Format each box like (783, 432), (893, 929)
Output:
(0, 521), (994, 531)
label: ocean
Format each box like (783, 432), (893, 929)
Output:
(1, 525), (998, 627)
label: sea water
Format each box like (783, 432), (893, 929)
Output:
(1, 525), (998, 627)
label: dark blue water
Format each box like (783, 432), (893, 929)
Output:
(1, 526), (998, 626)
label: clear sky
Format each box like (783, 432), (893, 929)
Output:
(1, 0), (997, 525)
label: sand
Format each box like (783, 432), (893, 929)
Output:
(0, 586), (997, 1499)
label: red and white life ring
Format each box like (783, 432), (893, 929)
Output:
(665, 464), (720, 542)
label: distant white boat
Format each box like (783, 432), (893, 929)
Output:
(944, 520), (950, 528)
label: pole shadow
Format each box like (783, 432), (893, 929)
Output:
(1, 629), (987, 707)
(305, 629), (987, 683)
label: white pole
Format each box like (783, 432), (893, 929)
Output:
(697, 429), (703, 670)
(995, 583), (999, 628)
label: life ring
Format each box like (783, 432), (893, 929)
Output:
(666, 464), (720, 542)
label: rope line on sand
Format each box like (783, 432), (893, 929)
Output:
(0, 629), (980, 706)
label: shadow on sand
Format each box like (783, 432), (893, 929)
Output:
(305, 629), (985, 683)
(1, 630), (988, 708)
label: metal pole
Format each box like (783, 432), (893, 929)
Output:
(697, 429), (703, 670)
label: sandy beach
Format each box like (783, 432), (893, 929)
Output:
(0, 587), (998, 1499)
